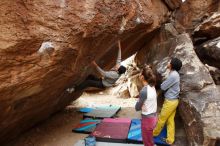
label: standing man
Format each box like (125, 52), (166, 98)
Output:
(66, 40), (126, 93)
(153, 58), (182, 145)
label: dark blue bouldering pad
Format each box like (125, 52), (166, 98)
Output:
(72, 119), (101, 134)
(153, 125), (170, 146)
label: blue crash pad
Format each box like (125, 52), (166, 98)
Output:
(72, 119), (101, 134)
(79, 105), (120, 113)
(127, 119), (169, 146)
(83, 105), (121, 119)
(153, 125), (169, 146)
(127, 119), (142, 143)
(78, 108), (93, 113)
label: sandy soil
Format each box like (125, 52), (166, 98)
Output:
(5, 92), (188, 146)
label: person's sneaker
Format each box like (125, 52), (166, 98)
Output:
(66, 87), (75, 93)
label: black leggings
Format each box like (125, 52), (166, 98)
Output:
(75, 75), (105, 91)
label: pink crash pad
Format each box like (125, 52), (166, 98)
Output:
(91, 118), (131, 143)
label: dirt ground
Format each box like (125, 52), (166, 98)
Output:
(5, 92), (188, 146)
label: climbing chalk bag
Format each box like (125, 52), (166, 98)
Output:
(84, 136), (96, 146)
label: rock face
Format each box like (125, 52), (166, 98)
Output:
(163, 0), (182, 10)
(0, 0), (169, 144)
(194, 13), (220, 39)
(195, 37), (220, 68)
(106, 55), (142, 98)
(205, 65), (220, 85)
(135, 24), (220, 145)
(1, 0), (220, 145)
(174, 0), (220, 32)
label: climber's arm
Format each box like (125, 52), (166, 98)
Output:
(116, 40), (122, 66)
(92, 61), (107, 77)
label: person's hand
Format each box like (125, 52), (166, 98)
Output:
(92, 61), (97, 67)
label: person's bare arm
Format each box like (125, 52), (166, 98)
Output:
(92, 61), (106, 77)
(116, 40), (122, 66)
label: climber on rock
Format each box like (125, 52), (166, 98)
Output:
(66, 40), (126, 93)
(153, 57), (182, 145)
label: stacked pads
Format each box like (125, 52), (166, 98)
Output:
(73, 119), (101, 134)
(74, 140), (144, 146)
(73, 106), (169, 146)
(73, 105), (121, 134)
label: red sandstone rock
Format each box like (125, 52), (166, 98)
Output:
(174, 0), (220, 32)
(194, 12), (220, 39)
(0, 0), (168, 144)
(163, 0), (182, 10)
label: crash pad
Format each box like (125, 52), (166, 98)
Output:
(91, 118), (131, 143)
(102, 118), (131, 123)
(72, 119), (101, 134)
(127, 119), (169, 146)
(153, 125), (169, 146)
(74, 140), (144, 146)
(78, 108), (93, 113)
(127, 119), (142, 143)
(83, 105), (121, 119)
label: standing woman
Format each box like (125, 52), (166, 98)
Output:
(135, 66), (157, 146)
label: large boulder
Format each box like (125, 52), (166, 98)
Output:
(194, 12), (220, 39)
(195, 37), (220, 68)
(136, 24), (220, 145)
(0, 0), (169, 144)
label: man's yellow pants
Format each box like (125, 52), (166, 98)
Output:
(153, 98), (179, 144)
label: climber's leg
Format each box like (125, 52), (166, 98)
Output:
(75, 79), (104, 91)
(86, 74), (101, 81)
(66, 74), (104, 93)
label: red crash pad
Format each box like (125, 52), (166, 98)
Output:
(91, 118), (131, 143)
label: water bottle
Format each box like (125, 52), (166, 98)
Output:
(84, 136), (96, 146)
